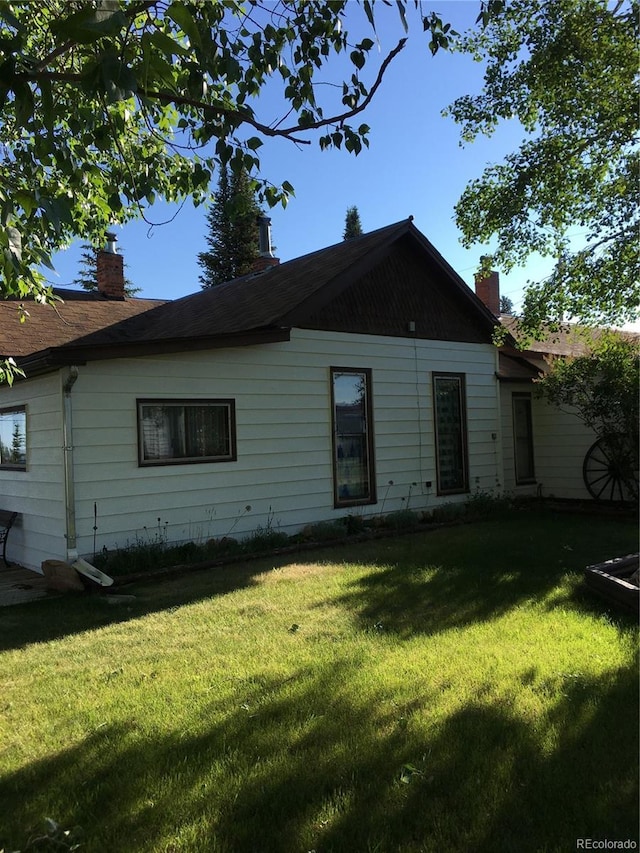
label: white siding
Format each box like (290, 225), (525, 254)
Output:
(71, 330), (501, 558)
(500, 382), (597, 499)
(9, 330), (501, 567)
(0, 372), (66, 569)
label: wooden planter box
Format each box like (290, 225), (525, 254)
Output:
(584, 554), (639, 614)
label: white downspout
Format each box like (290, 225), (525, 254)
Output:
(62, 366), (79, 562)
(494, 348), (505, 495)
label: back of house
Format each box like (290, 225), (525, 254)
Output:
(0, 219), (619, 572)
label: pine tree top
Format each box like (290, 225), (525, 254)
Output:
(72, 243), (139, 295)
(343, 206), (363, 240)
(198, 165), (261, 288)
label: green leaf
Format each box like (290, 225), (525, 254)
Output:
(108, 192), (123, 212)
(362, 0), (376, 31)
(51, 6), (127, 44)
(150, 30), (190, 58)
(15, 190), (36, 217)
(13, 80), (33, 127)
(7, 226), (21, 260)
(39, 77), (54, 133)
(350, 50), (365, 70)
(166, 2), (202, 47)
(99, 54), (137, 102)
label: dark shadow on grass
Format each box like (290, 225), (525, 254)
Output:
(0, 511), (636, 652)
(328, 512), (639, 637)
(1, 653), (637, 853)
(0, 553), (298, 653)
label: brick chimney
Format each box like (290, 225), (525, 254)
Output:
(474, 265), (500, 316)
(96, 232), (125, 299)
(252, 214), (279, 273)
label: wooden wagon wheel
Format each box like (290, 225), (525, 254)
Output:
(582, 436), (638, 503)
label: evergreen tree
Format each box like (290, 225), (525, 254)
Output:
(10, 422), (24, 464)
(72, 243), (139, 295)
(198, 166), (261, 288)
(343, 206), (363, 240)
(500, 295), (514, 315)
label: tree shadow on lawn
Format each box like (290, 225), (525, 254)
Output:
(0, 554), (297, 652)
(327, 513), (638, 637)
(0, 511), (635, 652)
(1, 654), (637, 853)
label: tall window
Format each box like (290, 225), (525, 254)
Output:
(331, 368), (376, 507)
(512, 393), (535, 484)
(433, 373), (468, 494)
(137, 400), (236, 466)
(0, 406), (26, 470)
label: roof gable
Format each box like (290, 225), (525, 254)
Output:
(5, 219), (499, 374)
(299, 235), (492, 343)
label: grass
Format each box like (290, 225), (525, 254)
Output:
(0, 509), (637, 852)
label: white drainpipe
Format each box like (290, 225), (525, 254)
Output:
(62, 366), (79, 562)
(493, 348), (505, 494)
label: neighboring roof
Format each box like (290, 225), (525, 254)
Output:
(497, 315), (639, 382)
(499, 315), (597, 358)
(0, 289), (166, 358)
(2, 218), (500, 376)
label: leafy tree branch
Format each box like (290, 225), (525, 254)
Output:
(448, 0), (639, 336)
(0, 0), (460, 344)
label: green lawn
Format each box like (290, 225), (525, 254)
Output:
(0, 510), (637, 853)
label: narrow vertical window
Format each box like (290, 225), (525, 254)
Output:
(433, 373), (468, 494)
(512, 393), (535, 484)
(0, 406), (26, 470)
(331, 368), (376, 507)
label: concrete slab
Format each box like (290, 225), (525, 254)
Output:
(0, 565), (60, 607)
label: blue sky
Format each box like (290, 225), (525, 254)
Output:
(48, 1), (554, 311)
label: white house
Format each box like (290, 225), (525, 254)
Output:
(472, 271), (603, 502)
(0, 218), (510, 570)
(1, 218), (626, 572)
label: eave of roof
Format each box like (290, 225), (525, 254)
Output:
(496, 351), (544, 382)
(16, 328), (291, 378)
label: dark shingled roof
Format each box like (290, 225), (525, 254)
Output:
(0, 289), (166, 358)
(76, 219), (415, 345)
(3, 218), (500, 375)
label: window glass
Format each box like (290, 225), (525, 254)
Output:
(433, 374), (468, 494)
(331, 369), (375, 506)
(138, 400), (235, 465)
(513, 394), (535, 483)
(0, 407), (26, 470)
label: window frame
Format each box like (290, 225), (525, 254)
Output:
(0, 405), (27, 471)
(137, 398), (237, 467)
(512, 392), (536, 485)
(330, 367), (377, 508)
(432, 372), (469, 495)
